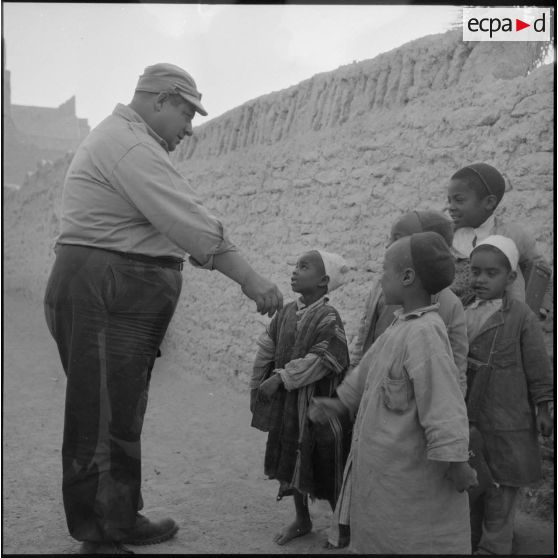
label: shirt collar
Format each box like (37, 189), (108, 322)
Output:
(452, 213), (496, 258)
(393, 302), (440, 321)
(113, 103), (169, 151)
(295, 295), (329, 313)
(474, 213), (495, 241)
(467, 297), (502, 310)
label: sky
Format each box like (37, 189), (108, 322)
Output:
(2, 3), (463, 129)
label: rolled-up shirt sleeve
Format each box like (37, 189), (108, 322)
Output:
(111, 141), (237, 268)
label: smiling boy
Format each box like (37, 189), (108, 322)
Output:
(464, 235), (553, 554)
(249, 250), (350, 545)
(446, 163), (551, 315)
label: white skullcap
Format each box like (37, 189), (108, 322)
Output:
(473, 235), (519, 271)
(316, 250), (349, 292)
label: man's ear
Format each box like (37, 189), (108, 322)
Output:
(153, 91), (170, 112)
(319, 275), (330, 289)
(401, 267), (415, 286)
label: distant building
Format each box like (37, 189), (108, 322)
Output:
(3, 43), (90, 187)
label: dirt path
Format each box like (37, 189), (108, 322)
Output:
(2, 291), (554, 554)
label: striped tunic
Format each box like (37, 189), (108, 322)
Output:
(250, 296), (350, 502)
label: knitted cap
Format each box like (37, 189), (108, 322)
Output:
(414, 210), (454, 246)
(136, 63), (207, 116)
(409, 231), (455, 295)
(472, 234), (519, 271)
(452, 163), (505, 200)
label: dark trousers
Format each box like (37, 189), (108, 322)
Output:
(44, 245), (182, 542)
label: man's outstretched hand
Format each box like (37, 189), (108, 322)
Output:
(241, 272), (283, 317)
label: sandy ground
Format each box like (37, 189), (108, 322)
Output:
(2, 291), (555, 555)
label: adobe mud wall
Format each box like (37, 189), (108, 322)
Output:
(4, 30), (553, 388)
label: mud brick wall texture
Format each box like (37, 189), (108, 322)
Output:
(4, 31), (553, 388)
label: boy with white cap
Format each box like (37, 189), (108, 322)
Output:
(249, 249), (350, 545)
(309, 232), (477, 554)
(464, 235), (553, 554)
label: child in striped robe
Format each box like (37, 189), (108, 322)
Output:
(250, 249), (350, 545)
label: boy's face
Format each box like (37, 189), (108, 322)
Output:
(291, 251), (327, 295)
(447, 178), (493, 229)
(388, 213), (422, 246)
(469, 248), (516, 300)
(381, 239), (411, 305)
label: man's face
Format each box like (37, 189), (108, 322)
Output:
(447, 178), (491, 229)
(290, 251), (326, 295)
(469, 248), (515, 300)
(154, 96), (196, 152)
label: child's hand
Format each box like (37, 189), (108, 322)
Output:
(258, 373), (282, 400)
(536, 403), (553, 437)
(308, 397), (347, 424)
(445, 461), (478, 493)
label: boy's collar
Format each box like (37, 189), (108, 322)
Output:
(464, 291), (511, 310)
(468, 297), (502, 309)
(296, 295), (329, 311)
(452, 213), (496, 259)
(474, 212), (495, 236)
(393, 302), (440, 321)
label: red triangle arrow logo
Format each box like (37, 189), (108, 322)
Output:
(516, 18), (530, 31)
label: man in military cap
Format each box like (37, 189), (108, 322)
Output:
(44, 63), (283, 554)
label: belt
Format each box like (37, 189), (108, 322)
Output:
(56, 244), (184, 271)
(119, 251), (184, 271)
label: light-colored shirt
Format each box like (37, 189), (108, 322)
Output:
(333, 304), (470, 554)
(57, 104), (237, 268)
(452, 214), (495, 259)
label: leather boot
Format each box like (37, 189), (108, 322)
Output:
(121, 513), (179, 545)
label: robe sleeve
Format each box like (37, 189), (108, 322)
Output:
(249, 329), (276, 389)
(280, 304), (349, 390)
(520, 309), (554, 405)
(404, 321), (469, 462)
(278, 353), (326, 391)
(337, 347), (375, 421)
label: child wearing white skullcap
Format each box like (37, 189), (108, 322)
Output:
(249, 248), (351, 546)
(316, 250), (349, 292)
(465, 235), (519, 339)
(463, 234), (553, 554)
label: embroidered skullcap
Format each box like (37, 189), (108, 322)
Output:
(451, 163), (505, 201)
(316, 250), (349, 293)
(136, 63), (208, 116)
(409, 231), (455, 295)
(414, 210), (454, 246)
(472, 235), (519, 271)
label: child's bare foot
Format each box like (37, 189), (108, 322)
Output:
(273, 518), (312, 545)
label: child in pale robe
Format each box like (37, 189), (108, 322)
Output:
(309, 232), (477, 554)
